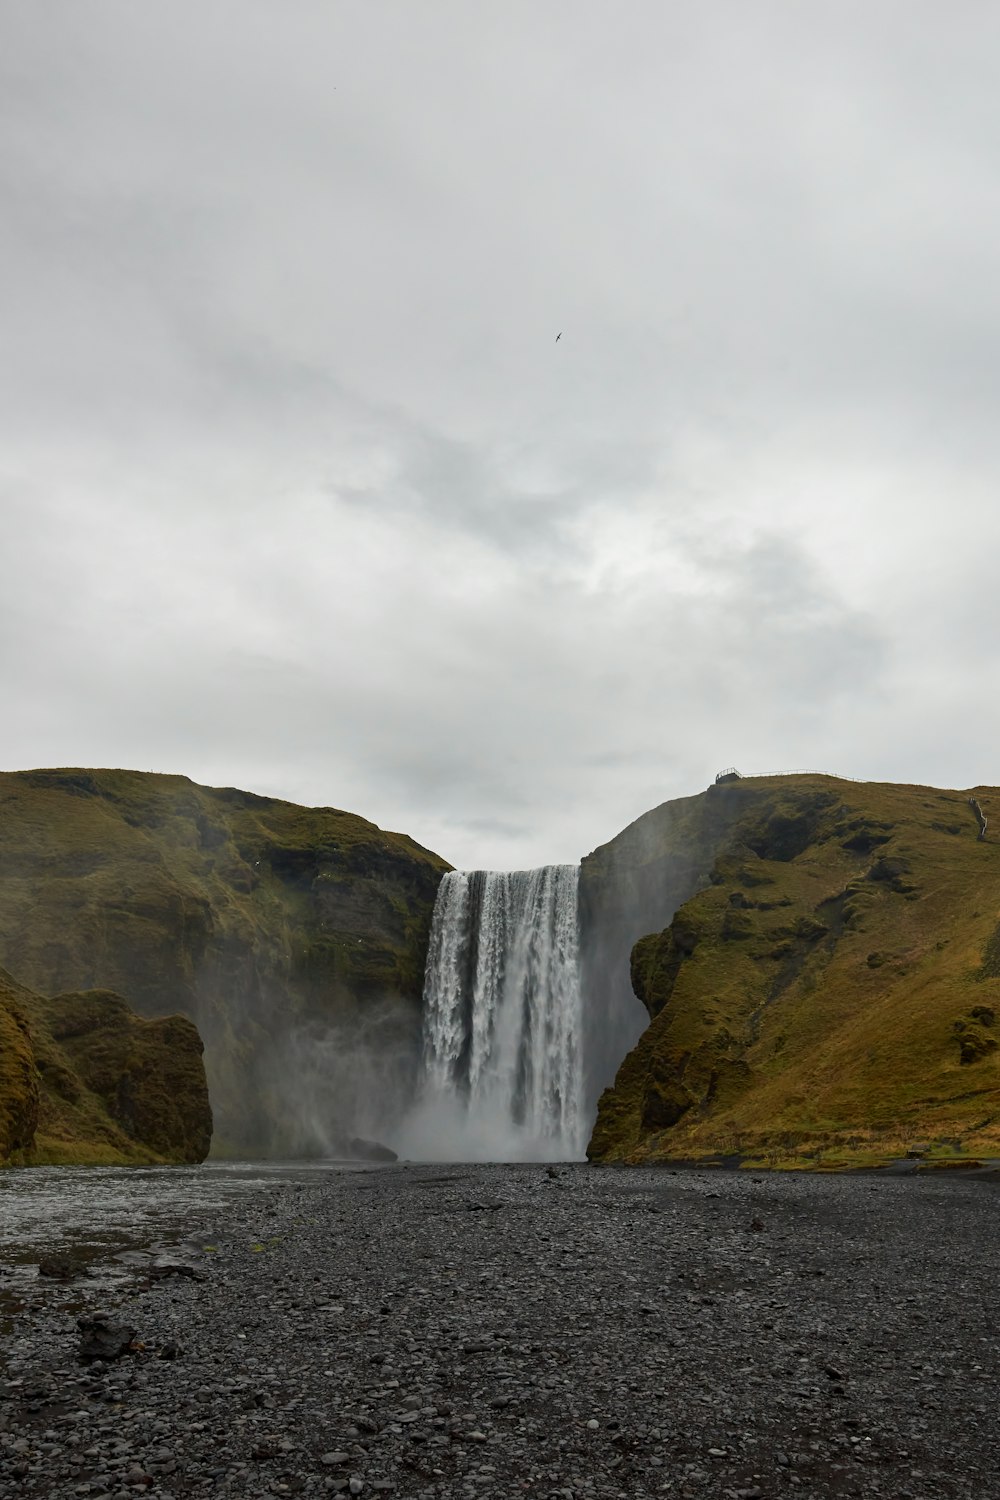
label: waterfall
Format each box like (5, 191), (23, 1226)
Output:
(415, 865), (584, 1161)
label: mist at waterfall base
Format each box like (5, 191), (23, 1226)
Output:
(403, 865), (587, 1163)
(245, 996), (421, 1160)
(232, 862), (643, 1164)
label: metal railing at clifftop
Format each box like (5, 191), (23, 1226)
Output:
(714, 767), (867, 785)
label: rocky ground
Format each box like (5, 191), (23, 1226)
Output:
(1, 1163), (998, 1500)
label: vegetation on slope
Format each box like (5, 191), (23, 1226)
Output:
(0, 977), (39, 1159)
(579, 784), (770, 1113)
(0, 769), (450, 1155)
(0, 967), (210, 1165)
(589, 775), (1000, 1168)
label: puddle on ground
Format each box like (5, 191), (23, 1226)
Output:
(0, 1159), (366, 1322)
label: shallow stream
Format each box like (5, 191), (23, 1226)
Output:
(0, 1160), (363, 1315)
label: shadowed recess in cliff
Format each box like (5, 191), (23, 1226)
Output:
(407, 866), (584, 1161)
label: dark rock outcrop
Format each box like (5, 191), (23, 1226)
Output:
(0, 966), (211, 1165)
(348, 1135), (398, 1162)
(77, 1313), (137, 1363)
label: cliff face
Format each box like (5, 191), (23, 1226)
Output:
(589, 775), (1000, 1167)
(0, 769), (451, 1155)
(578, 784), (754, 1116)
(0, 977), (39, 1158)
(0, 967), (210, 1165)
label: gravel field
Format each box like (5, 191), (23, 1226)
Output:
(1, 1163), (998, 1500)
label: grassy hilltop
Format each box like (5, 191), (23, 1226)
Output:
(588, 774), (1000, 1168)
(0, 966), (210, 1165)
(0, 769), (450, 1156)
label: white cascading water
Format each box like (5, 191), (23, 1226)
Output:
(416, 865), (584, 1161)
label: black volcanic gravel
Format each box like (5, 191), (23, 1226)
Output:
(2, 1163), (999, 1499)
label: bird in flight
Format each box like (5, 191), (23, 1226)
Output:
(555, 332), (562, 342)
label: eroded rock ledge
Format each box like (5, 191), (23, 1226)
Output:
(0, 966), (211, 1166)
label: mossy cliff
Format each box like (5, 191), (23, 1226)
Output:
(0, 975), (39, 1159)
(588, 775), (1000, 1167)
(578, 786), (762, 1115)
(0, 966), (210, 1165)
(0, 769), (450, 1156)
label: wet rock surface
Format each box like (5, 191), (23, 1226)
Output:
(75, 1315), (138, 1366)
(2, 1164), (998, 1499)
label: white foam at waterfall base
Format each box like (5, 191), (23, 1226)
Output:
(403, 865), (585, 1162)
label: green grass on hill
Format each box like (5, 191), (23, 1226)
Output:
(0, 768), (450, 1155)
(589, 775), (1000, 1168)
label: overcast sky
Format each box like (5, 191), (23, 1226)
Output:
(4, 2), (1000, 870)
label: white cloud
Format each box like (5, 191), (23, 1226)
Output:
(3, 1), (999, 868)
